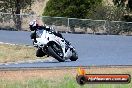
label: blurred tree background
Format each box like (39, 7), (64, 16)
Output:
(0, 0), (34, 30)
(0, 0), (132, 31)
(42, 0), (132, 34)
(43, 0), (132, 21)
(0, 0), (34, 14)
(43, 0), (103, 19)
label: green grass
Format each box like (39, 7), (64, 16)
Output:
(0, 76), (131, 88)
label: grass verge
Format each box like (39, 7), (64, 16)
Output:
(0, 67), (132, 88)
(0, 44), (44, 63)
(0, 75), (131, 88)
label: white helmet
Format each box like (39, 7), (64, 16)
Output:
(29, 20), (37, 27)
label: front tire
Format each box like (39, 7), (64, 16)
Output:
(48, 44), (65, 62)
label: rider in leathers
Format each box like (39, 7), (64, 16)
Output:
(29, 20), (69, 57)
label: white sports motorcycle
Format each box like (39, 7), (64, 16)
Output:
(31, 26), (78, 62)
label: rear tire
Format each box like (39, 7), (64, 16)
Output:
(48, 45), (65, 62)
(36, 48), (45, 57)
(70, 49), (78, 61)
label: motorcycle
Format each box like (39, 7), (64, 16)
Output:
(30, 26), (78, 62)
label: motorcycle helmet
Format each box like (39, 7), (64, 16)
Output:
(29, 20), (39, 31)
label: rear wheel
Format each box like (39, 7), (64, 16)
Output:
(36, 48), (45, 57)
(48, 43), (64, 62)
(70, 49), (78, 61)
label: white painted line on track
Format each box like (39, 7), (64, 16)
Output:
(0, 57), (57, 66)
(0, 42), (33, 47)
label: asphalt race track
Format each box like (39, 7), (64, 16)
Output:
(0, 30), (132, 68)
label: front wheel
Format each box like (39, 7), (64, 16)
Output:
(47, 43), (65, 62)
(70, 49), (78, 61)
